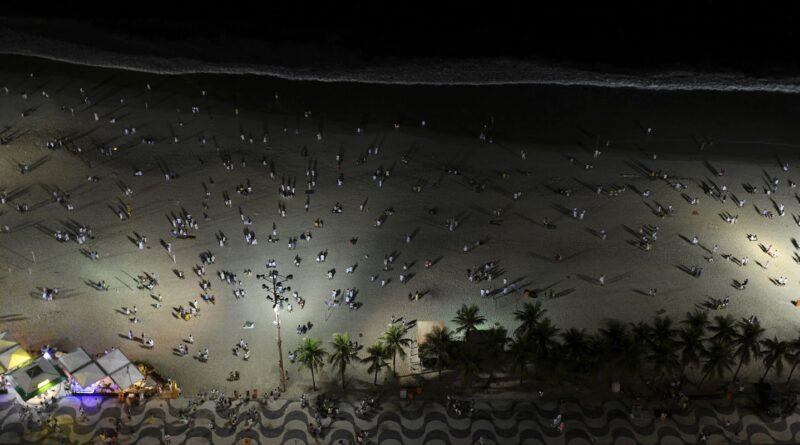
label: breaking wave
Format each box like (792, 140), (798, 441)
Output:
(2, 23), (800, 93)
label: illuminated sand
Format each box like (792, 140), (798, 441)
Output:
(1, 57), (800, 395)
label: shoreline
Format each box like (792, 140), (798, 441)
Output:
(2, 24), (800, 92)
(6, 53), (800, 165)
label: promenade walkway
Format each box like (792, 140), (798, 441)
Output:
(1, 391), (798, 444)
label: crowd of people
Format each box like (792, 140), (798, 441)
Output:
(5, 57), (800, 445)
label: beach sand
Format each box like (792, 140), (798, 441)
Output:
(1, 54), (800, 394)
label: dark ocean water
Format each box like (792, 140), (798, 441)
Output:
(4, 13), (800, 164)
(3, 15), (800, 93)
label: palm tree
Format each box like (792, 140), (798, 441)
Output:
(730, 319), (765, 382)
(697, 339), (735, 389)
(624, 321), (652, 385)
(453, 304), (487, 339)
(647, 317), (680, 383)
(597, 319), (629, 379)
(530, 318), (560, 362)
(419, 325), (455, 379)
(507, 332), (533, 385)
(296, 338), (327, 391)
(650, 317), (676, 346)
(784, 334), (800, 384)
(483, 325), (509, 382)
(453, 342), (481, 388)
(708, 315), (736, 346)
(382, 324), (412, 376)
(682, 309), (709, 334)
(679, 310), (708, 381)
(560, 327), (594, 379)
(329, 332), (359, 389)
(513, 301), (547, 337)
(761, 336), (789, 381)
(677, 327), (706, 379)
(362, 342), (390, 386)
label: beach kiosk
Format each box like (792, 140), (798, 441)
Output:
(6, 355), (66, 404)
(58, 347), (110, 394)
(110, 363), (144, 392)
(96, 349), (144, 395)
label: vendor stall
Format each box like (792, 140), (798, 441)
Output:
(95, 349), (145, 394)
(6, 355), (66, 404)
(110, 363), (144, 391)
(57, 347), (111, 393)
(70, 363), (109, 393)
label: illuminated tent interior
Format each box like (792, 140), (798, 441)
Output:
(71, 363), (108, 391)
(58, 347), (111, 392)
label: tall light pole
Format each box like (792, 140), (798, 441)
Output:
(273, 304), (285, 392)
(261, 269), (292, 392)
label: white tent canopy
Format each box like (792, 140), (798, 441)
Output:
(58, 347), (91, 373)
(71, 363), (107, 389)
(8, 356), (63, 397)
(95, 349), (130, 375)
(109, 363), (143, 390)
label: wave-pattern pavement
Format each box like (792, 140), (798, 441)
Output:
(1, 393), (799, 444)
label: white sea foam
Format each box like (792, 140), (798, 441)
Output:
(2, 25), (800, 93)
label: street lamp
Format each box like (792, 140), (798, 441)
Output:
(261, 269), (292, 392)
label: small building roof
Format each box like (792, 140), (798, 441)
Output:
(0, 331), (19, 353)
(58, 347), (92, 373)
(109, 363), (144, 390)
(95, 349), (130, 375)
(0, 345), (32, 372)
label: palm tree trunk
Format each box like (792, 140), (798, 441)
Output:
(311, 367), (317, 391)
(696, 370), (712, 390)
(731, 359), (745, 382)
(374, 368), (378, 385)
(392, 349), (397, 376)
(786, 361), (799, 385)
(341, 368), (346, 389)
(762, 363), (773, 381)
